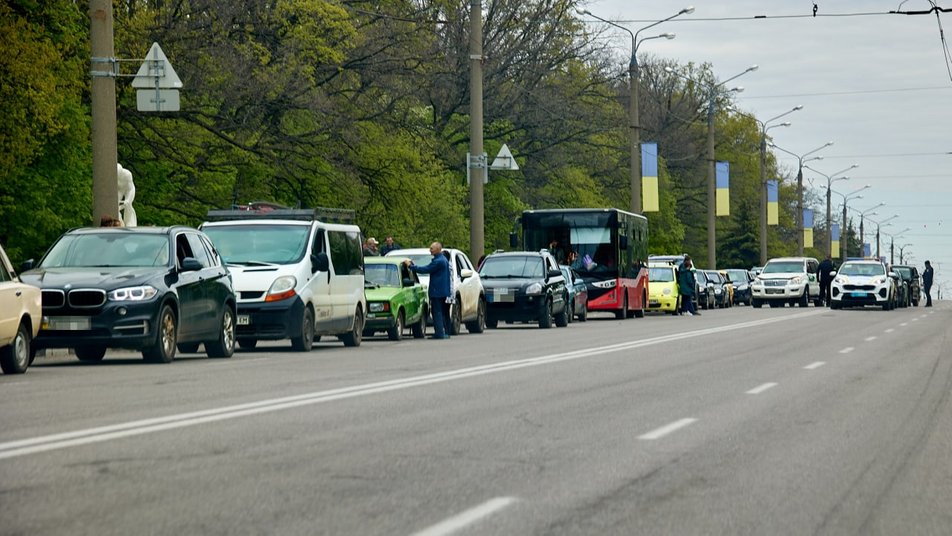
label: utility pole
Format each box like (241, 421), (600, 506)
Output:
(630, 46), (641, 216)
(90, 0), (118, 224)
(468, 0), (485, 260)
(707, 97), (716, 269)
(759, 135), (768, 265)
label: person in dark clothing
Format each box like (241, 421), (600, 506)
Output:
(380, 236), (401, 256)
(405, 242), (452, 339)
(678, 256), (700, 316)
(818, 256), (835, 306)
(923, 260), (934, 307)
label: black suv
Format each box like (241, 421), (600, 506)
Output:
(891, 265), (921, 307)
(478, 251), (568, 329)
(21, 227), (237, 363)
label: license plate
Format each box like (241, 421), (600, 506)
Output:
(44, 316), (91, 331)
(850, 292), (867, 298)
(237, 315), (251, 326)
(493, 289), (514, 303)
(766, 289), (782, 295)
(649, 300), (660, 306)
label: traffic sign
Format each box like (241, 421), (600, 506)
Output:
(132, 42), (182, 89)
(490, 144), (519, 170)
(137, 89), (180, 112)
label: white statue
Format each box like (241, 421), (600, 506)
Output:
(117, 163), (137, 227)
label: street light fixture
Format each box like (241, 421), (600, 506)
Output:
(805, 163), (859, 258)
(666, 64), (758, 268)
(754, 105), (803, 264)
(857, 203), (885, 252)
(580, 6), (694, 215)
(867, 213), (899, 258)
(828, 184), (870, 261)
(884, 227), (912, 264)
(770, 140), (833, 254)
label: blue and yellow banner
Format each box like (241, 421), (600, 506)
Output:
(863, 243), (871, 257)
(831, 223), (841, 258)
(766, 180), (779, 225)
(641, 142), (659, 212)
(803, 209), (814, 248)
(716, 161), (730, 216)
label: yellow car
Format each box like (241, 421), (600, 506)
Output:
(647, 263), (680, 314)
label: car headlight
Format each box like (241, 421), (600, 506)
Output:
(108, 285), (158, 301)
(738, 284), (749, 291)
(662, 288), (672, 295)
(265, 275), (298, 302)
(592, 280), (616, 289)
(714, 288), (722, 294)
(368, 302), (389, 313)
(525, 282), (543, 295)
(834, 275), (848, 284)
(789, 275), (805, 285)
(873, 276), (886, 285)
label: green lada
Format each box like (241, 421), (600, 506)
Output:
(363, 257), (428, 340)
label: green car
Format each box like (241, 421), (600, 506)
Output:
(363, 257), (428, 340)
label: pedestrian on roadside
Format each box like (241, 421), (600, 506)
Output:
(678, 255), (700, 316)
(363, 237), (380, 256)
(380, 235), (401, 256)
(405, 242), (452, 339)
(819, 255), (835, 306)
(923, 260), (934, 307)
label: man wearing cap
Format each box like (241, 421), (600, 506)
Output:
(363, 237), (380, 256)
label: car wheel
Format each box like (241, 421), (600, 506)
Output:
(465, 298), (487, 333)
(340, 307), (363, 347)
(555, 295), (570, 328)
(633, 291), (646, 318)
(388, 310), (404, 341)
(143, 304), (177, 363)
(0, 321), (31, 374)
(449, 298), (462, 336)
(566, 302), (575, 324)
(752, 299), (762, 308)
(799, 291), (809, 307)
(291, 306), (315, 351)
(237, 338), (258, 350)
(206, 307), (236, 358)
(539, 299), (554, 329)
(412, 306), (427, 339)
(577, 301), (588, 322)
(486, 315), (498, 329)
(615, 294), (627, 319)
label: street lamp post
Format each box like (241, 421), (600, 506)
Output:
(667, 65), (757, 268)
(886, 228), (912, 264)
(828, 185), (870, 262)
(769, 141), (833, 255)
(804, 163), (859, 258)
(898, 243), (912, 264)
(580, 7), (694, 215)
(857, 204), (886, 254)
(756, 107), (802, 264)
(866, 213), (897, 258)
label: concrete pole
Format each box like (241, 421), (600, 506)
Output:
(876, 227), (881, 259)
(890, 238), (895, 265)
(841, 202), (848, 263)
(90, 0), (119, 225)
(825, 187), (833, 259)
(468, 0), (484, 260)
(630, 48), (642, 216)
(759, 133), (768, 265)
(859, 216), (864, 254)
(707, 99), (716, 269)
(796, 164), (804, 255)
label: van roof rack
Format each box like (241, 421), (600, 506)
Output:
(205, 205), (356, 224)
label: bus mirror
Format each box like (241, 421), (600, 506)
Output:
(509, 232), (518, 248)
(619, 235), (628, 250)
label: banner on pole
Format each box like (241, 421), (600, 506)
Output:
(716, 161), (730, 216)
(641, 143), (659, 212)
(863, 243), (871, 257)
(803, 208), (814, 248)
(766, 180), (779, 225)
(831, 223), (841, 258)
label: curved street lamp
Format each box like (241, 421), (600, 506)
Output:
(770, 141), (833, 254)
(857, 202), (885, 251)
(805, 163), (859, 258)
(579, 7), (694, 215)
(828, 184), (870, 261)
(755, 106), (802, 264)
(666, 64), (758, 268)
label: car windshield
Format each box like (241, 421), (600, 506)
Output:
(480, 256), (544, 278)
(839, 263), (885, 277)
(725, 270), (748, 283)
(202, 224), (309, 265)
(40, 233), (170, 268)
(893, 266), (912, 279)
(762, 261), (804, 274)
(365, 264), (401, 288)
(404, 254), (436, 267)
(648, 267), (674, 282)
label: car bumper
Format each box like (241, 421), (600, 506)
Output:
(34, 300), (160, 350)
(831, 285), (889, 305)
(235, 296), (305, 340)
(486, 294), (546, 322)
(752, 284), (806, 300)
(647, 294), (678, 312)
(365, 312), (397, 330)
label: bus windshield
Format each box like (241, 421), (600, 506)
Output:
(203, 224), (310, 265)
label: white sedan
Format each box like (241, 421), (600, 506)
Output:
(0, 243), (42, 374)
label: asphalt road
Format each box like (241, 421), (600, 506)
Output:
(2, 301), (950, 535)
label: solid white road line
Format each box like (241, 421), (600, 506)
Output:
(864, 336), (877, 342)
(746, 382), (778, 395)
(839, 347), (855, 354)
(411, 497), (517, 536)
(639, 418), (698, 440)
(885, 328), (895, 333)
(0, 310), (825, 461)
(804, 361), (826, 370)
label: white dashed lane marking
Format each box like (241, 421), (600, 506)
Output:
(746, 383), (778, 395)
(865, 336), (877, 342)
(884, 328), (894, 333)
(804, 362), (826, 370)
(411, 497), (518, 536)
(839, 347), (855, 354)
(639, 418), (698, 440)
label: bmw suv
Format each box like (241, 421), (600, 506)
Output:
(478, 251), (568, 329)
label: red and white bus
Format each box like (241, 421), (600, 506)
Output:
(514, 208), (649, 318)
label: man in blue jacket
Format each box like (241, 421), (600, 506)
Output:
(405, 242), (452, 339)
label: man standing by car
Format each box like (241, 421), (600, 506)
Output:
(678, 255), (699, 316)
(819, 255), (835, 306)
(405, 243), (452, 339)
(923, 260), (934, 307)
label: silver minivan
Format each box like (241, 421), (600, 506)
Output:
(202, 208), (366, 350)
(751, 256), (822, 308)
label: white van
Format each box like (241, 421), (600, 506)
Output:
(201, 208), (366, 350)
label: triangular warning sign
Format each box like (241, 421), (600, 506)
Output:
(490, 144), (519, 170)
(132, 42), (183, 89)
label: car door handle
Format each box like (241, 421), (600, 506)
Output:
(16, 290), (22, 297)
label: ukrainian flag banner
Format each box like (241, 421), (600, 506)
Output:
(766, 180), (779, 225)
(863, 243), (871, 257)
(641, 142), (659, 212)
(803, 209), (814, 248)
(716, 161), (730, 216)
(831, 223), (841, 258)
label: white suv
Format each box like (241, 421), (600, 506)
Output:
(386, 248), (486, 335)
(830, 260), (898, 310)
(751, 257), (822, 308)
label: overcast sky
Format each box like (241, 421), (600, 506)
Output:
(588, 0), (951, 293)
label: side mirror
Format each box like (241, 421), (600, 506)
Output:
(181, 257), (203, 272)
(829, 271), (837, 277)
(460, 268), (474, 279)
(619, 235), (628, 250)
(20, 259), (34, 271)
(402, 278), (415, 287)
(509, 232), (518, 248)
(888, 271), (898, 279)
(547, 269), (562, 279)
(313, 252), (330, 272)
